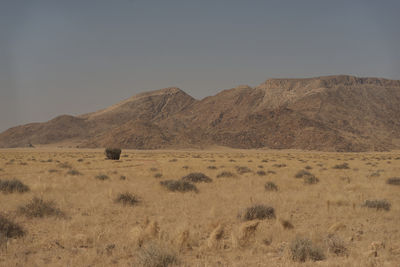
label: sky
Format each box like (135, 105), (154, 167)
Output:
(1, 0), (399, 132)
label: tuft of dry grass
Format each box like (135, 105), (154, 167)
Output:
(216, 171), (235, 178)
(235, 166), (252, 174)
(136, 242), (178, 267)
(362, 199), (391, 211)
(18, 197), (64, 218)
(304, 175), (319, 185)
(290, 237), (325, 262)
(386, 177), (400, 185)
(160, 180), (198, 193)
(295, 170), (313, 178)
(325, 234), (348, 256)
(66, 169), (82, 176)
(332, 163), (350, 169)
(264, 181), (278, 191)
(115, 193), (139, 206)
(239, 204), (275, 221)
(181, 173), (212, 183)
(0, 179), (29, 193)
(95, 174), (109, 180)
(0, 215), (25, 242)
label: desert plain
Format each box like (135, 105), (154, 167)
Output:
(0, 147), (399, 267)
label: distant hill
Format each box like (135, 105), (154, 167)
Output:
(1, 75), (400, 151)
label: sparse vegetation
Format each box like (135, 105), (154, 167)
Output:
(239, 204), (275, 221)
(386, 177), (400, 185)
(0, 179), (29, 193)
(304, 175), (319, 184)
(181, 172), (212, 183)
(256, 170), (266, 176)
(19, 197), (64, 218)
(115, 193), (139, 206)
(105, 148), (121, 160)
(363, 199), (391, 211)
(290, 237), (325, 262)
(160, 180), (198, 193)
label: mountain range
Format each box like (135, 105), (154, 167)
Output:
(1, 75), (400, 152)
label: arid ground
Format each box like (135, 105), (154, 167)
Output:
(0, 148), (399, 266)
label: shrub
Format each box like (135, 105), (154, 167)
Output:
(325, 234), (348, 256)
(235, 166), (252, 174)
(105, 148), (121, 160)
(150, 168), (158, 172)
(363, 199), (391, 211)
(295, 170), (312, 178)
(19, 197), (64, 218)
(304, 176), (319, 185)
(0, 215), (25, 242)
(154, 173), (163, 178)
(66, 169), (82, 176)
(257, 170), (266, 176)
(305, 165), (312, 170)
(115, 193), (139, 206)
(386, 177), (400, 185)
(48, 169), (59, 173)
(207, 166), (217, 170)
(332, 163), (350, 169)
(290, 237), (325, 262)
(272, 164), (286, 168)
(239, 204), (275, 221)
(160, 180), (198, 193)
(216, 171), (235, 178)
(0, 179), (29, 193)
(280, 219), (294, 229)
(95, 174), (109, 180)
(264, 182), (278, 191)
(181, 173), (212, 183)
(120, 175), (126, 180)
(136, 242), (178, 267)
(58, 162), (72, 169)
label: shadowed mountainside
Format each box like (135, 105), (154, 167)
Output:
(1, 75), (400, 151)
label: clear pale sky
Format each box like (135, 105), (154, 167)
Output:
(1, 0), (399, 132)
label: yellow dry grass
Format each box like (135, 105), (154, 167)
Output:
(0, 148), (399, 266)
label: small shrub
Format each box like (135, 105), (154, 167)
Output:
(0, 215), (25, 242)
(19, 197), (64, 218)
(290, 237), (325, 262)
(120, 175), (126, 180)
(216, 171), (235, 178)
(272, 164), (286, 168)
(261, 159), (268, 163)
(105, 148), (121, 160)
(160, 180), (198, 193)
(154, 173), (163, 178)
(77, 158), (83, 162)
(363, 199), (391, 211)
(325, 234), (348, 256)
(305, 165), (312, 170)
(150, 168), (158, 172)
(304, 176), (319, 185)
(295, 170), (312, 178)
(169, 158), (177, 162)
(115, 193), (139, 206)
(48, 169), (59, 173)
(257, 170), (266, 176)
(239, 204), (275, 221)
(95, 174), (109, 180)
(181, 173), (212, 183)
(0, 179), (29, 193)
(236, 166), (252, 174)
(264, 182), (278, 191)
(58, 162), (72, 169)
(207, 166), (217, 170)
(280, 219), (294, 229)
(136, 242), (178, 267)
(182, 166), (189, 169)
(386, 177), (400, 185)
(332, 163), (350, 169)
(66, 169), (82, 176)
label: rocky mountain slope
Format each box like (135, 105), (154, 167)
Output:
(1, 75), (400, 151)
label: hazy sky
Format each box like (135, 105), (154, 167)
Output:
(1, 0), (399, 132)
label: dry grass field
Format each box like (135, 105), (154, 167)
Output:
(0, 148), (399, 266)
